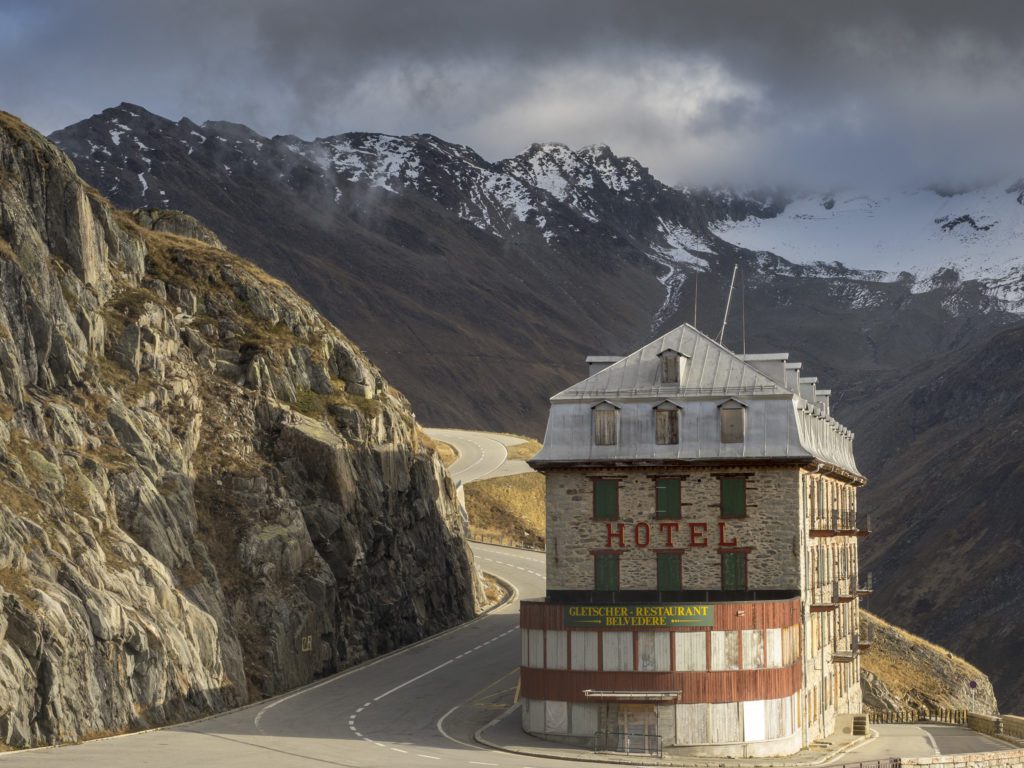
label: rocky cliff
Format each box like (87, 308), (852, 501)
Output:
(0, 111), (481, 748)
(860, 612), (998, 715)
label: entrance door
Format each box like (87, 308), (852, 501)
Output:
(617, 705), (658, 755)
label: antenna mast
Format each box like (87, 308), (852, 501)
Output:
(693, 274), (698, 328)
(718, 265), (738, 345)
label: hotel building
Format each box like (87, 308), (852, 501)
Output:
(521, 324), (868, 757)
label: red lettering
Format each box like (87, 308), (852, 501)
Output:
(689, 522), (708, 547)
(658, 522), (679, 548)
(634, 522), (650, 548)
(718, 521), (738, 547)
(605, 522), (625, 548)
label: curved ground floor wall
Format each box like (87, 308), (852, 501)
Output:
(521, 693), (802, 757)
(520, 597), (812, 757)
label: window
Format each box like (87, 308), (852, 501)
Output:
(719, 400), (746, 443)
(601, 631), (632, 670)
(721, 551), (748, 590)
(592, 402), (618, 445)
(593, 479), (619, 519)
(655, 477), (681, 519)
(657, 552), (682, 591)
(654, 403), (680, 445)
(594, 553), (619, 590)
(719, 476), (746, 518)
(658, 350), (680, 384)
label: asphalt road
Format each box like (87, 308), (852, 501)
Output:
(425, 428), (535, 483)
(0, 553), (1013, 766)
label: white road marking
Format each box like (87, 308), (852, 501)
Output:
(469, 762), (498, 766)
(373, 659), (454, 701)
(417, 754), (440, 760)
(922, 728), (941, 755)
(391, 747), (408, 753)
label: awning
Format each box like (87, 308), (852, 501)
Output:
(583, 690), (680, 702)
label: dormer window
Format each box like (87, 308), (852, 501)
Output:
(657, 349), (687, 385)
(654, 401), (680, 445)
(592, 401), (619, 446)
(718, 399), (747, 444)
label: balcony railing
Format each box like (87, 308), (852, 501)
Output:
(810, 508), (862, 537)
(857, 572), (874, 597)
(811, 583), (839, 612)
(834, 634), (858, 662)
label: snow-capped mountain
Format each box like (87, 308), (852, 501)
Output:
(50, 103), (1017, 437)
(713, 184), (1024, 308)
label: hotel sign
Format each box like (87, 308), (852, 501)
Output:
(564, 604), (714, 629)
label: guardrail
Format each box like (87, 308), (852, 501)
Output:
(593, 730), (663, 757)
(468, 533), (545, 552)
(832, 760), (900, 768)
(868, 709), (969, 725)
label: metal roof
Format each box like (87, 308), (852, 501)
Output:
(534, 323), (862, 479)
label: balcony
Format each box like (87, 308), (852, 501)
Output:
(856, 572), (873, 597)
(856, 513), (872, 538)
(811, 509), (863, 537)
(810, 583), (838, 613)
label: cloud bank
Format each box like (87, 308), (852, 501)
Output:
(4, 0), (1024, 187)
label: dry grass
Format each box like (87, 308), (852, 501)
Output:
(464, 471), (545, 549)
(0, 567), (41, 614)
(434, 441), (459, 468)
(860, 611), (990, 710)
(503, 436), (542, 461)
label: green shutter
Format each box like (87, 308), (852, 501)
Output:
(657, 553), (682, 591)
(720, 477), (746, 518)
(722, 552), (747, 590)
(594, 479), (619, 520)
(655, 478), (681, 519)
(595, 554), (619, 590)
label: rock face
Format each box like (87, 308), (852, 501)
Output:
(860, 612), (998, 715)
(0, 111), (481, 748)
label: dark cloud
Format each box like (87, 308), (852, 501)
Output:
(3, 0), (1024, 186)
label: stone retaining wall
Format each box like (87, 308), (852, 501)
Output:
(902, 749), (1024, 768)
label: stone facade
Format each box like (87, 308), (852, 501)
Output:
(545, 466), (802, 592)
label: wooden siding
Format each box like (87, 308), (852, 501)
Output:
(520, 663), (802, 704)
(521, 597), (801, 631)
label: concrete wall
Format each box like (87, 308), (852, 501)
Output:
(544, 466), (801, 591)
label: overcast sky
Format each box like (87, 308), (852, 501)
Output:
(3, 0), (1024, 188)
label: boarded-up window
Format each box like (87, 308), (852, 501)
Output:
(570, 631), (599, 671)
(676, 702), (708, 745)
(655, 404), (680, 445)
(602, 632), (633, 671)
(742, 628), (765, 669)
(525, 699), (545, 733)
(766, 627), (784, 668)
(593, 479), (618, 519)
(709, 702), (742, 743)
(594, 553), (619, 591)
(719, 476), (746, 518)
(674, 632), (707, 671)
(659, 351), (680, 384)
(545, 700), (568, 734)
(721, 551), (747, 590)
(719, 400), (746, 443)
(743, 700), (767, 742)
(522, 628), (545, 668)
(593, 402), (618, 445)
(710, 630), (739, 671)
(657, 552), (682, 591)
(637, 632), (670, 671)
(655, 478), (681, 519)
(546, 630), (567, 670)
(570, 703), (598, 736)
